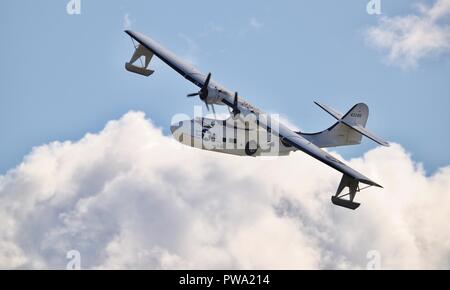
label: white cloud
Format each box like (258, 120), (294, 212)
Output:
(198, 22), (225, 38)
(366, 0), (450, 68)
(237, 17), (265, 38)
(249, 17), (263, 29)
(123, 13), (133, 30)
(178, 33), (200, 66)
(273, 114), (301, 132)
(0, 111), (450, 269)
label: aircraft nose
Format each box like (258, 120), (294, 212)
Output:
(170, 121), (183, 134)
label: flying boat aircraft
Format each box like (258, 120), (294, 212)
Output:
(124, 30), (389, 210)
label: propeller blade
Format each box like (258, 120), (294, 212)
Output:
(187, 93), (199, 97)
(232, 92), (241, 116)
(203, 73), (211, 88)
(211, 104), (217, 119)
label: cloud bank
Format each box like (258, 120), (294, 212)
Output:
(0, 111), (449, 269)
(366, 0), (450, 68)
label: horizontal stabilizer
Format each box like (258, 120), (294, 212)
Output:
(341, 121), (389, 147)
(314, 101), (343, 120)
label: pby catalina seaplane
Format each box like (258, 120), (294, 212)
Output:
(124, 30), (389, 210)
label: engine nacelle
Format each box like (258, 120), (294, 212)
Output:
(204, 86), (224, 105)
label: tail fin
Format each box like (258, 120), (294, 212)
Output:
(298, 102), (388, 148)
(341, 103), (369, 127)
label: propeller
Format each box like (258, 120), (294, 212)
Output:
(211, 103), (217, 119)
(187, 72), (212, 112)
(231, 92), (241, 117)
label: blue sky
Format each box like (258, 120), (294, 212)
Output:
(1, 0), (449, 174)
